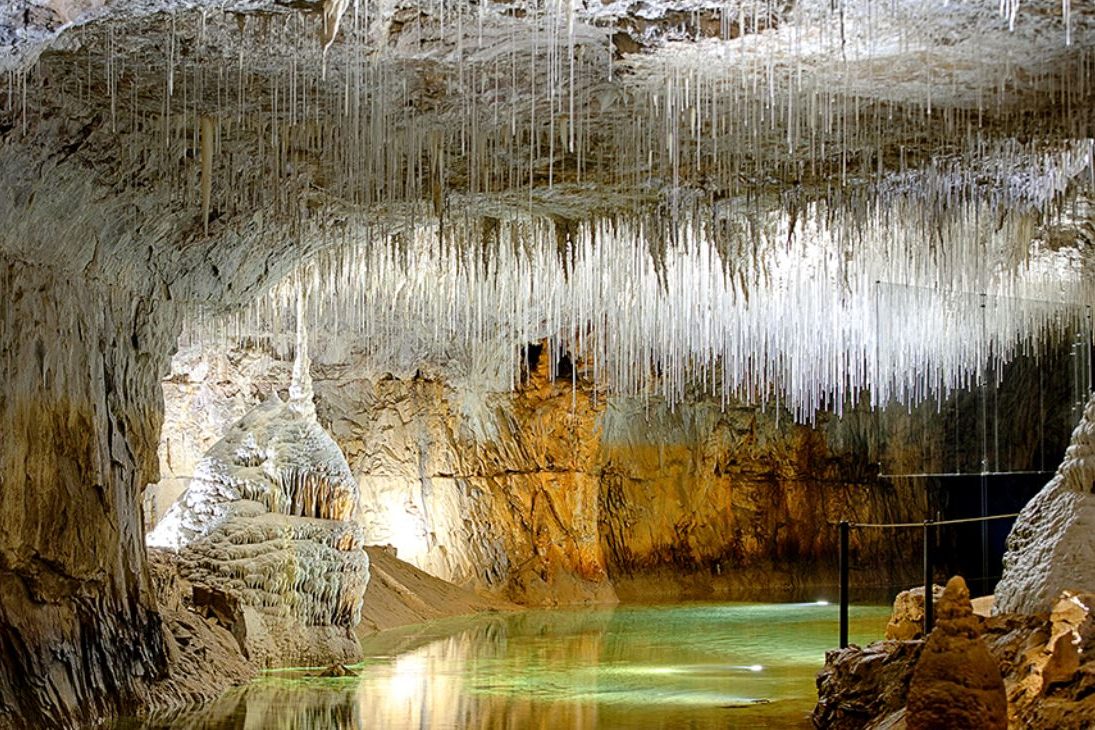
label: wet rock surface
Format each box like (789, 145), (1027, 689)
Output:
(144, 552), (258, 711)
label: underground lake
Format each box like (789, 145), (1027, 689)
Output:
(111, 602), (891, 729)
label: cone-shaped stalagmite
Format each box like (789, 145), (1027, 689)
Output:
(906, 576), (1007, 730)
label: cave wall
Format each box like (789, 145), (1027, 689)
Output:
(0, 259), (175, 728)
(596, 399), (924, 601)
(0, 105), (334, 727)
(153, 345), (931, 606)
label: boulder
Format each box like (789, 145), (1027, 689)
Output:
(813, 641), (922, 729)
(885, 584), (945, 641)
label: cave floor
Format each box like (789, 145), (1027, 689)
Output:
(113, 602), (890, 729)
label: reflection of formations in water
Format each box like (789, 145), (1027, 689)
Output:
(136, 680), (360, 730)
(355, 611), (612, 730)
(124, 604), (892, 729)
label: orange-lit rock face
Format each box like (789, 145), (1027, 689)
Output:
(153, 345), (929, 606)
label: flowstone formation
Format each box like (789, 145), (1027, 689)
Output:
(995, 393), (1095, 615)
(148, 374), (369, 667)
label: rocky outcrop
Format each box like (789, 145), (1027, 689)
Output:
(143, 551), (258, 710)
(813, 641), (923, 729)
(905, 576), (1007, 730)
(997, 591), (1095, 728)
(0, 98), (344, 725)
(815, 580), (1095, 730)
(161, 507), (369, 666)
(885, 585), (945, 641)
(149, 390), (370, 667)
(995, 394), (1095, 615)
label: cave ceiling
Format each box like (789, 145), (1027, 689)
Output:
(2, 0), (1094, 415)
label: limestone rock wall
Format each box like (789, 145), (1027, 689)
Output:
(0, 260), (175, 728)
(153, 345), (930, 606)
(596, 398), (922, 601)
(995, 394), (1095, 615)
(0, 112), (337, 727)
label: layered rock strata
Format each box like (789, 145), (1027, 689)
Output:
(150, 345), (930, 606)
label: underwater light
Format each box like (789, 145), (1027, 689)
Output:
(815, 600), (830, 606)
(748, 665), (763, 672)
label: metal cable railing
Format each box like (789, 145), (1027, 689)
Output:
(835, 513), (1021, 648)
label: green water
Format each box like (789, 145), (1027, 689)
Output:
(118, 602), (889, 729)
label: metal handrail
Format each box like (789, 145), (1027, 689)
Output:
(836, 512), (1022, 648)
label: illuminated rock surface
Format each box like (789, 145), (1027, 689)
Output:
(149, 344), (930, 606)
(884, 585), (944, 641)
(995, 394), (1095, 615)
(148, 390), (370, 667)
(2, 0), (1094, 727)
(816, 579), (1095, 729)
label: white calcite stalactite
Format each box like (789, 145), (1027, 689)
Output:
(321, 0), (351, 53)
(995, 393), (1095, 615)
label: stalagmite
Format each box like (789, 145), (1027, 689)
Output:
(146, 351), (366, 666)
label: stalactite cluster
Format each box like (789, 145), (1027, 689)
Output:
(5, 1), (1093, 419)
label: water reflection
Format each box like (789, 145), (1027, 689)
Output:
(117, 603), (889, 730)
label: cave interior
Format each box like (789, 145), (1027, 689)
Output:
(2, 0), (1095, 728)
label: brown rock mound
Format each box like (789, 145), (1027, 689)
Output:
(813, 640), (922, 729)
(905, 576), (1007, 730)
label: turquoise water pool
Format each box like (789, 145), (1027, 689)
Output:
(117, 602), (889, 729)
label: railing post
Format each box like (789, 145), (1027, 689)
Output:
(839, 520), (850, 649)
(923, 520), (934, 636)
